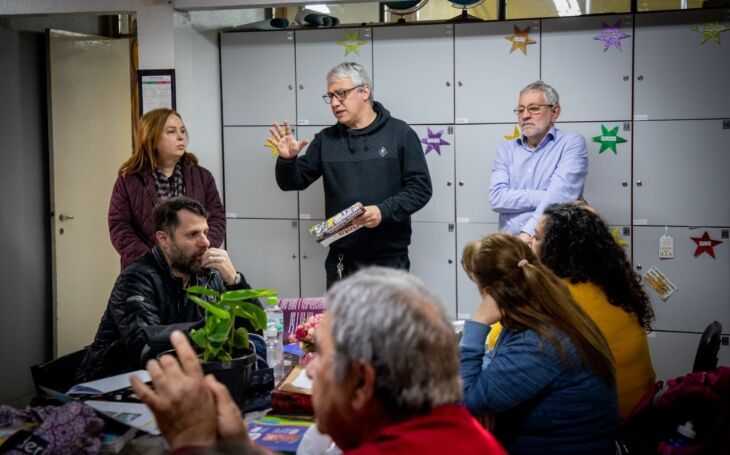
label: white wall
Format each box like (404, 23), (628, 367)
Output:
(173, 8), (265, 198)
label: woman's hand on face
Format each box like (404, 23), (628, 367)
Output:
(472, 293), (502, 326)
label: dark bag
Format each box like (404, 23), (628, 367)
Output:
(620, 367), (730, 454)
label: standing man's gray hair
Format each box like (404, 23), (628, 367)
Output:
(326, 62), (373, 101)
(520, 80), (560, 106)
(326, 267), (462, 417)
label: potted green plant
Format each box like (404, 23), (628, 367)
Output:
(185, 286), (278, 406)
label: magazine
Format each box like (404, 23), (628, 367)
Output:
(309, 202), (364, 245)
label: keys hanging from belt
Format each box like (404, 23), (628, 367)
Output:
(336, 253), (344, 281)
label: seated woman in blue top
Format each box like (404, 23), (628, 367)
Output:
(459, 233), (619, 455)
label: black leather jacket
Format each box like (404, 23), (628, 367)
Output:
(75, 246), (256, 383)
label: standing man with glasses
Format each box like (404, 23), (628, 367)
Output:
(270, 62), (432, 288)
(490, 80), (587, 242)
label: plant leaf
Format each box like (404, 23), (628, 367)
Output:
(233, 327), (249, 350)
(189, 328), (206, 349)
(188, 295), (230, 320)
(221, 288), (277, 301)
(207, 317), (232, 343)
(185, 286), (220, 298)
(232, 302), (268, 330)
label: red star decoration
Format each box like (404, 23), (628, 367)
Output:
(690, 231), (722, 258)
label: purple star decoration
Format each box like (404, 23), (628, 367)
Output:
(420, 128), (450, 156)
(593, 21), (630, 52)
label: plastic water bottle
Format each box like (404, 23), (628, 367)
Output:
(265, 297), (284, 348)
(265, 297), (284, 380)
(659, 421), (701, 454)
(265, 327), (284, 381)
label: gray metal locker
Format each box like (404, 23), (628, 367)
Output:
(648, 331), (730, 381)
(227, 219), (300, 298)
(634, 11), (730, 120)
(633, 226), (730, 333)
(220, 31), (296, 126)
(300, 220), (328, 298)
(295, 126), (326, 220)
(223, 126), (297, 219)
(295, 28), (373, 126)
(557, 121), (631, 226)
(542, 15), (633, 122)
(372, 24), (454, 125)
(455, 124), (504, 224)
(410, 222), (457, 318)
(456, 222), (499, 319)
(455, 20), (541, 124)
(410, 124), (455, 223)
(633, 120), (730, 227)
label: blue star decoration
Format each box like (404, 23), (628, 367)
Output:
(420, 128), (450, 156)
(593, 21), (631, 52)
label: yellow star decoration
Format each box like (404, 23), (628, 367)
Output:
(338, 32), (365, 57)
(505, 25), (536, 55)
(692, 18), (729, 45)
(611, 227), (628, 247)
(504, 125), (520, 140)
(264, 139), (279, 158)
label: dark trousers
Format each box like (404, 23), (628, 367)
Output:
(325, 249), (410, 290)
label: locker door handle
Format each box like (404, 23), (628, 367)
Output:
(458, 181), (464, 186)
(303, 255), (308, 259)
(292, 254), (297, 259)
(447, 180), (452, 186)
(448, 259), (453, 264)
(635, 264), (642, 270)
(622, 181), (628, 187)
(635, 180), (643, 187)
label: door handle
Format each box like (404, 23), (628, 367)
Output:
(59, 214), (75, 221)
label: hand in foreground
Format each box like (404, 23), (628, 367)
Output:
(131, 331), (220, 450)
(269, 121), (309, 160)
(354, 205), (382, 228)
(518, 232), (532, 243)
(205, 375), (250, 443)
(201, 248), (236, 284)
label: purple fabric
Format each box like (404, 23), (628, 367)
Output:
(0, 402), (103, 454)
(108, 162), (226, 270)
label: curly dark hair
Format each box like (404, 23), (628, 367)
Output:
(538, 203), (654, 330)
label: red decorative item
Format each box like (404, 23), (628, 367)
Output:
(690, 231), (722, 258)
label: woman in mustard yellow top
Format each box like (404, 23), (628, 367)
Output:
(531, 203), (655, 418)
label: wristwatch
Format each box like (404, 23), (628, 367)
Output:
(228, 272), (242, 287)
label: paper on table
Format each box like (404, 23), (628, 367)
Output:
(85, 400), (160, 435)
(68, 370), (151, 394)
(292, 369), (313, 390)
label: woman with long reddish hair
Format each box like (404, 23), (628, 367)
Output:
(459, 233), (618, 455)
(109, 108), (225, 269)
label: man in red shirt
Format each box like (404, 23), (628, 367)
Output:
(132, 268), (506, 455)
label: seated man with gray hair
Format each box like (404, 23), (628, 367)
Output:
(132, 268), (507, 454)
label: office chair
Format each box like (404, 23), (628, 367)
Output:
(692, 321), (722, 372)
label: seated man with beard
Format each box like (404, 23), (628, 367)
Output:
(76, 197), (258, 382)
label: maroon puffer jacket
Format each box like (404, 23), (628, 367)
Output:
(108, 163), (226, 269)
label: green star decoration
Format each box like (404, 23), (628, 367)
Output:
(338, 32), (365, 57)
(592, 124), (627, 155)
(692, 17), (729, 45)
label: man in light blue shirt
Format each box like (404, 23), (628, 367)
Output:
(490, 81), (587, 241)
